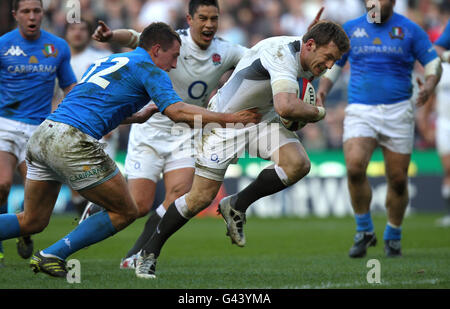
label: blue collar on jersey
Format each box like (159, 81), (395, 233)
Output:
(134, 47), (154, 64)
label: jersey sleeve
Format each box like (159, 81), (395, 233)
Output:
(412, 22), (439, 66)
(137, 64), (182, 113)
(435, 20), (450, 49)
(57, 41), (77, 88)
(260, 47), (298, 85)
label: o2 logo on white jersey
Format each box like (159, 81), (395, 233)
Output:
(188, 81), (208, 100)
(211, 154), (219, 163)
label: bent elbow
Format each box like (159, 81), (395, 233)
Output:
(164, 102), (184, 123)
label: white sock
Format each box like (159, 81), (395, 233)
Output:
(274, 164), (291, 186)
(155, 204), (166, 218)
(40, 250), (63, 260)
(174, 195), (193, 219)
(387, 222), (401, 229)
(442, 185), (450, 199)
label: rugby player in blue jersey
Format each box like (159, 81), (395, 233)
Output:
(318, 0), (442, 257)
(0, 22), (261, 278)
(0, 0), (77, 266)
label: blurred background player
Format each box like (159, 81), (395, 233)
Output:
(64, 18), (119, 217)
(87, 0), (248, 269)
(317, 0), (442, 257)
(134, 21), (349, 279)
(0, 0), (77, 266)
(432, 17), (450, 227)
(0, 22), (260, 278)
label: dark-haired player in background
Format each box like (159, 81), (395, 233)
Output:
(318, 0), (442, 257)
(0, 0), (77, 266)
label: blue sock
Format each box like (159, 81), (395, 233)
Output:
(43, 211), (117, 260)
(383, 223), (402, 240)
(355, 212), (374, 232)
(0, 214), (21, 241)
(0, 204), (10, 255)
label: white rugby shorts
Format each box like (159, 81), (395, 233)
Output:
(343, 100), (415, 154)
(0, 116), (39, 165)
(436, 117), (450, 155)
(195, 121), (300, 182)
(26, 120), (119, 191)
(125, 122), (197, 182)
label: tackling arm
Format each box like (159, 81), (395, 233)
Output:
(163, 102), (262, 128)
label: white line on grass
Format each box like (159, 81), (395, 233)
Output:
(281, 278), (440, 289)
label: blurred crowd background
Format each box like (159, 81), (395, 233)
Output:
(0, 0), (449, 154)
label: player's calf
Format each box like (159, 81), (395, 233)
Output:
(17, 212), (50, 236)
(0, 182), (12, 207)
(108, 204), (138, 231)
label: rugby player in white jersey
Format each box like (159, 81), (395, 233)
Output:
(133, 21), (350, 279)
(433, 18), (450, 227)
(89, 0), (249, 269)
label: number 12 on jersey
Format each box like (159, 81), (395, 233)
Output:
(79, 57), (130, 89)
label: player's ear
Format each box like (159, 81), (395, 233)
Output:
(150, 44), (161, 57)
(306, 39), (316, 51)
(186, 14), (193, 26)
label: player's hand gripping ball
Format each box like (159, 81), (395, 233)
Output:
(279, 78), (316, 131)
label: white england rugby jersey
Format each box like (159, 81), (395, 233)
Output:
(140, 28), (247, 130)
(209, 36), (314, 122)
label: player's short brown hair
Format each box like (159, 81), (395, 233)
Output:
(13, 0), (43, 12)
(303, 21), (350, 54)
(138, 22), (182, 51)
(189, 0), (220, 16)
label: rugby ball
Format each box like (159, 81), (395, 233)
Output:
(279, 78), (316, 131)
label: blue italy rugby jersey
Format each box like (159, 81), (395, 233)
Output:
(0, 29), (76, 124)
(435, 20), (450, 49)
(336, 13), (438, 105)
(48, 47), (182, 140)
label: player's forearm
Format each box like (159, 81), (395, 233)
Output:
(424, 74), (440, 93)
(121, 104), (158, 124)
(285, 100), (325, 122)
(274, 92), (324, 122)
(317, 77), (334, 107)
(111, 29), (139, 48)
(165, 103), (234, 128)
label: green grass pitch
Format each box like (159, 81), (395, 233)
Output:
(0, 213), (449, 289)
